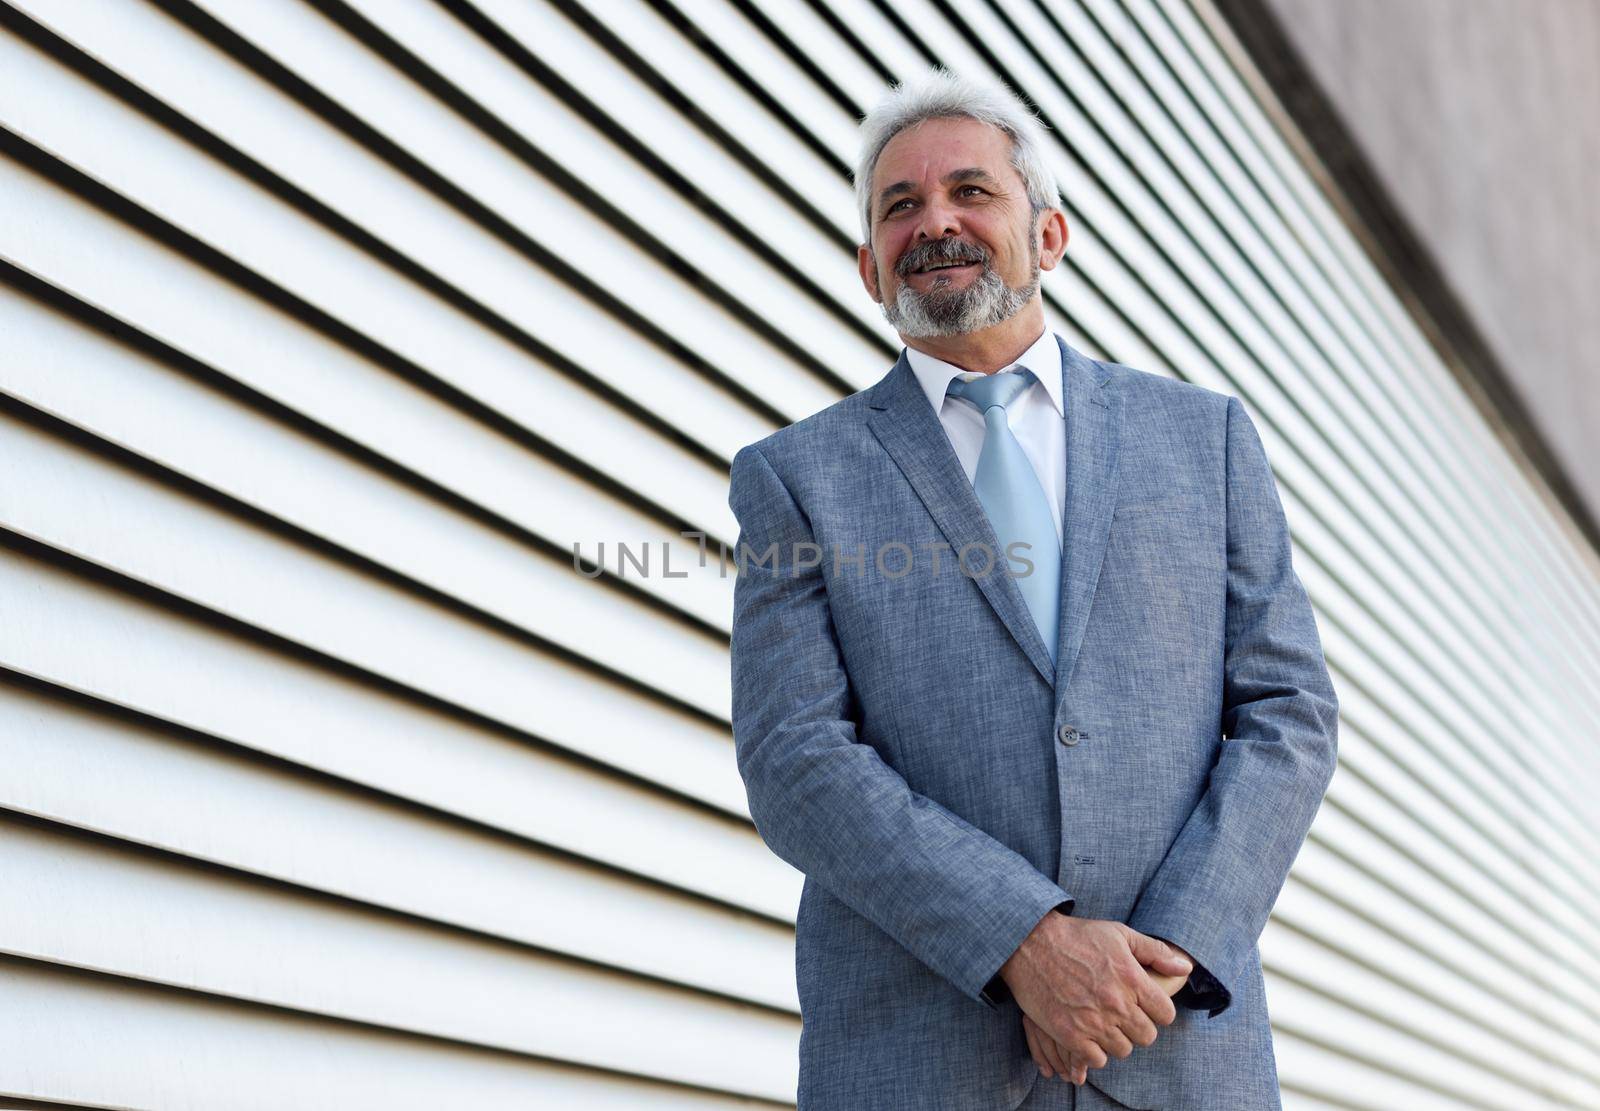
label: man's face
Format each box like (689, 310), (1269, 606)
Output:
(858, 115), (1058, 338)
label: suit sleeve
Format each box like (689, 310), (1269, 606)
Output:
(727, 442), (1075, 1009)
(1125, 396), (1340, 1018)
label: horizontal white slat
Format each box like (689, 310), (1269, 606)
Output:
(1281, 501), (1600, 942)
(1292, 957), (1599, 1108)
(1259, 916), (1583, 1107)
(1353, 754), (1600, 985)
(743, 0), (894, 113)
(1324, 747), (1596, 1013)
(334, 0), (893, 361)
(1283, 459), (1597, 795)
(0, 275), (735, 716)
(649, 0), (863, 162)
(1283, 838), (1600, 1071)
(0, 957), (774, 1110)
(1260, 915), (1600, 1107)
(0, 817), (798, 1101)
(1278, 1092), (1362, 1111)
(1160, 0), (1600, 671)
(0, 545), (801, 920)
(1329, 675), (1600, 966)
(24, 0), (846, 425)
(1284, 491), (1600, 877)
(0, 130), (748, 612)
(0, 679), (797, 1011)
(0, 7), (777, 513)
(1268, 998), (1510, 1111)
(563, 0), (860, 244)
(809, 0), (935, 83)
(0, 396), (735, 754)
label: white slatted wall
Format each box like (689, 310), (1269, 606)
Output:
(1, 1), (1597, 1108)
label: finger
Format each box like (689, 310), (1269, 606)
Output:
(1072, 1037), (1109, 1072)
(1027, 1014), (1069, 1078)
(1152, 952), (1193, 976)
(1039, 1030), (1070, 1079)
(1071, 1054), (1088, 1086)
(1126, 929), (1193, 977)
(1022, 1017), (1052, 1078)
(1022, 1022), (1040, 1076)
(1119, 1006), (1159, 1051)
(1147, 970), (1188, 997)
(1098, 1024), (1135, 1061)
(1135, 966), (1180, 1028)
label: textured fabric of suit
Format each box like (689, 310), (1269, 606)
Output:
(1018, 1073), (1160, 1108)
(726, 336), (1339, 1110)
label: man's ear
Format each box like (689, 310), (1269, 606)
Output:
(1038, 208), (1069, 272)
(857, 244), (882, 304)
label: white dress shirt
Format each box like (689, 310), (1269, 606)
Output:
(904, 328), (1067, 546)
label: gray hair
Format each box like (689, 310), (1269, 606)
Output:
(853, 67), (1061, 247)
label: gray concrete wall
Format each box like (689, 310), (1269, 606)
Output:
(1260, 0), (1600, 527)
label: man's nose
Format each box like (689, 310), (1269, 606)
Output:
(915, 195), (961, 240)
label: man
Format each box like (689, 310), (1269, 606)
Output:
(726, 67), (1338, 1110)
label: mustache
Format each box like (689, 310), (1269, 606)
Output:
(896, 240), (989, 276)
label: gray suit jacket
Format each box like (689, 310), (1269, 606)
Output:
(727, 335), (1339, 1109)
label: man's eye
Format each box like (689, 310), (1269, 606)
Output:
(887, 199), (911, 214)
(960, 185), (985, 197)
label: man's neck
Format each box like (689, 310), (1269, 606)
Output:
(901, 308), (1047, 376)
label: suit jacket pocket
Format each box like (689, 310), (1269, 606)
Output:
(1112, 495), (1205, 518)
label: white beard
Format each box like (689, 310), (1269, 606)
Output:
(881, 252), (1041, 338)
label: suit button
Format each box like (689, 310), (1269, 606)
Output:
(1057, 724), (1079, 746)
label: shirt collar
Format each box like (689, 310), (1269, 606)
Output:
(904, 328), (1065, 419)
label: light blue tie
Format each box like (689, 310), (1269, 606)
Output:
(945, 368), (1062, 665)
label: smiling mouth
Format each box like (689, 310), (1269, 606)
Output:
(911, 261), (980, 276)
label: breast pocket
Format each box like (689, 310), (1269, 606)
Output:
(1099, 497), (1223, 668)
(1111, 495), (1205, 519)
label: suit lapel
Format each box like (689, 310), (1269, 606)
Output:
(863, 335), (1122, 697)
(1052, 335), (1121, 705)
(866, 349), (1056, 686)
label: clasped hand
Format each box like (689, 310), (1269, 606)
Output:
(998, 913), (1194, 1086)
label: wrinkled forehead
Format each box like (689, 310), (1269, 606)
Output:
(874, 115), (1015, 181)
